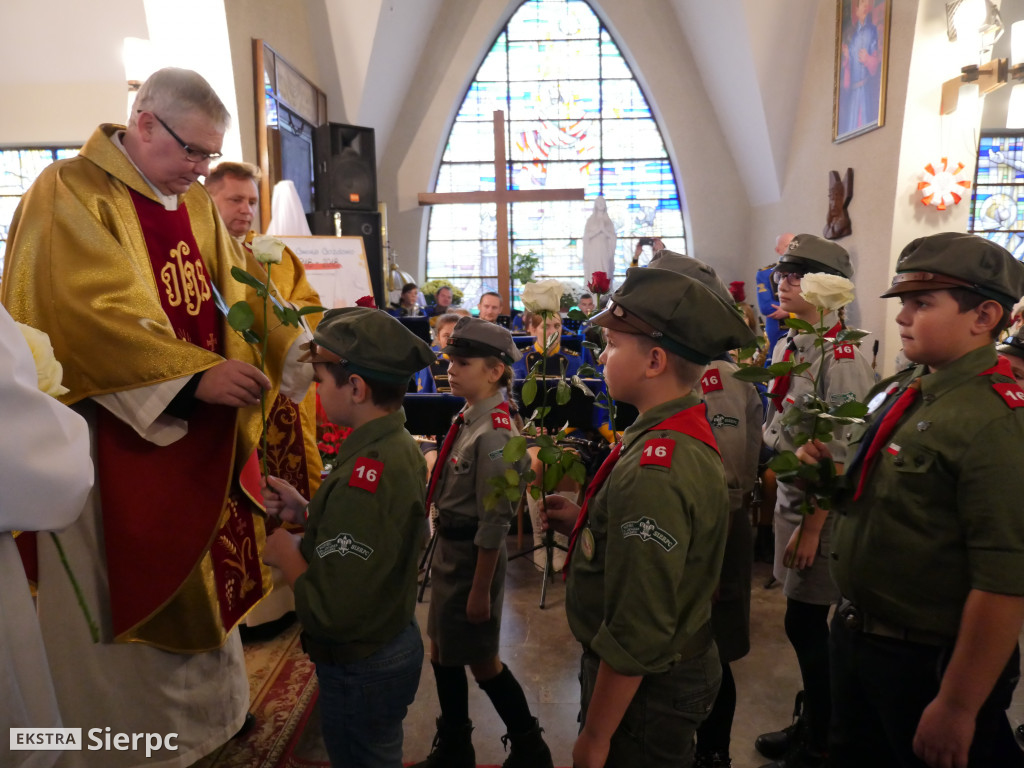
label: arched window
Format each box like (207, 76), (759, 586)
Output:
(425, 0), (685, 307)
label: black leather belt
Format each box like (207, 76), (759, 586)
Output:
(838, 600), (952, 648)
(437, 523), (478, 541)
(300, 632), (377, 665)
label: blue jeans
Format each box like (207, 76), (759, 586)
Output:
(314, 621), (424, 768)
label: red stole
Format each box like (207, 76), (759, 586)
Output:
(95, 190), (264, 640)
(565, 403), (720, 574)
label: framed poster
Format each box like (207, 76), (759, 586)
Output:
(279, 235), (374, 308)
(833, 0), (891, 143)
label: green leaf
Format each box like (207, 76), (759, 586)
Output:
(784, 317), (816, 333)
(227, 301), (256, 333)
(241, 329), (261, 345)
(570, 376), (595, 397)
(735, 343), (759, 361)
(522, 377), (538, 406)
(765, 361), (795, 376)
(522, 468), (536, 484)
(559, 451), (576, 469)
(538, 446), (561, 464)
(813, 338), (825, 347)
(769, 451), (800, 473)
(582, 341), (601, 351)
(231, 265), (265, 292)
(790, 362), (812, 375)
(556, 379), (572, 405)
(483, 490), (501, 510)
(567, 308), (587, 321)
(503, 468), (521, 485)
(732, 367), (775, 384)
(280, 307), (300, 327)
(836, 328), (869, 343)
(567, 460), (587, 486)
(486, 476), (505, 490)
(529, 486), (543, 500)
(578, 365), (598, 378)
(504, 486), (522, 501)
(272, 304), (287, 324)
(543, 463), (564, 492)
(535, 434), (555, 450)
(534, 406), (551, 420)
(503, 436), (527, 463)
(297, 305), (327, 317)
(829, 401), (869, 419)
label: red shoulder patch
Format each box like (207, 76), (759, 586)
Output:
(349, 457), (383, 492)
(491, 411), (512, 430)
(833, 343), (857, 361)
(993, 381), (1024, 409)
(639, 438), (675, 468)
(701, 368), (724, 394)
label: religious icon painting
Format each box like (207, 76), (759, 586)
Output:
(833, 0), (891, 143)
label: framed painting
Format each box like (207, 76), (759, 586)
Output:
(833, 0), (891, 143)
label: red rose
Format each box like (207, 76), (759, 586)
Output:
(587, 271), (611, 294)
(355, 295), (376, 308)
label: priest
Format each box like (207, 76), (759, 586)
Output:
(1, 68), (310, 767)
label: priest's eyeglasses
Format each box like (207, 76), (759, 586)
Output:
(145, 111), (223, 163)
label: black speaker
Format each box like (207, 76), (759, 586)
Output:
(314, 123), (377, 211)
(308, 209), (385, 308)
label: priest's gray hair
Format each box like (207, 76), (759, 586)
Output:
(130, 68), (231, 131)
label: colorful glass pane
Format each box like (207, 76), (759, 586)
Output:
(426, 0), (685, 306)
(970, 134), (1024, 256)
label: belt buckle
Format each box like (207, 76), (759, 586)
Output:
(842, 604), (863, 631)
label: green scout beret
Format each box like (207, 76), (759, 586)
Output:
(591, 267), (756, 364)
(881, 232), (1024, 309)
(300, 307), (434, 384)
(777, 233), (853, 278)
(648, 250), (735, 305)
(443, 316), (522, 364)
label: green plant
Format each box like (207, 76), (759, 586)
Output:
(420, 279), (464, 306)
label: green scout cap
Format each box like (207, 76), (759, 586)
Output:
(777, 233), (853, 278)
(299, 307), (434, 384)
(881, 232), (1024, 309)
(443, 316), (522, 364)
(591, 267), (756, 364)
(648, 250), (734, 305)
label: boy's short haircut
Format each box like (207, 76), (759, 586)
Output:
(633, 335), (705, 390)
(322, 363), (407, 410)
(946, 287), (1012, 338)
(401, 282), (417, 294)
(579, 293), (593, 300)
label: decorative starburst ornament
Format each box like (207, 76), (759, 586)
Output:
(918, 158), (972, 210)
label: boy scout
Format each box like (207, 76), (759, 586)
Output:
(543, 268), (755, 768)
(800, 232), (1024, 768)
(260, 307), (434, 768)
(650, 251), (764, 768)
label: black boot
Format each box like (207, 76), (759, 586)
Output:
(755, 690), (804, 759)
(409, 717), (475, 768)
(759, 720), (827, 768)
(500, 717), (554, 768)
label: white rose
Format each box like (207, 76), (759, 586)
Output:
(521, 279), (564, 314)
(800, 272), (855, 312)
(251, 234), (286, 265)
(17, 322), (69, 397)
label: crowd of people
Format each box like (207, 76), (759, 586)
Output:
(3, 65), (1024, 768)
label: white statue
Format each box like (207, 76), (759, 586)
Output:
(582, 195), (616, 285)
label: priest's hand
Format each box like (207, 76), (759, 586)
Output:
(541, 494), (580, 537)
(263, 475), (309, 524)
(195, 360), (271, 408)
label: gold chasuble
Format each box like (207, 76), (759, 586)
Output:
(1, 125), (300, 653)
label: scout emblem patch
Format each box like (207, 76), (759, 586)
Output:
(316, 533), (374, 560)
(701, 368), (724, 394)
(710, 413), (739, 428)
(621, 516), (678, 552)
(349, 457), (383, 492)
(866, 382), (900, 415)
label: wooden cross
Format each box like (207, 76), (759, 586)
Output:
(418, 109), (586, 312)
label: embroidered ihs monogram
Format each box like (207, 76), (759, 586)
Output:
(160, 240), (212, 316)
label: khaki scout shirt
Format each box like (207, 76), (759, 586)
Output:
(566, 394), (728, 676)
(297, 408), (427, 658)
(763, 316), (875, 519)
(434, 392), (527, 549)
(701, 359), (763, 511)
(833, 345), (1024, 639)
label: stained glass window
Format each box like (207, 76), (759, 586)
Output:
(0, 147), (80, 275)
(969, 133), (1024, 259)
(425, 0), (685, 307)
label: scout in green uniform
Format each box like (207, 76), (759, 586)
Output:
(650, 251), (764, 768)
(757, 235), (874, 768)
(412, 317), (553, 768)
(543, 268), (755, 768)
(996, 326), (1024, 385)
(799, 233), (1024, 768)
(259, 307), (434, 768)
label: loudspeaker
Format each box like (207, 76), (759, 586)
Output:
(308, 209), (385, 308)
(314, 123), (377, 211)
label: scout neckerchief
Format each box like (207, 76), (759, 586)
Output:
(768, 322), (842, 412)
(424, 402), (512, 514)
(849, 355), (1019, 501)
(564, 402), (720, 576)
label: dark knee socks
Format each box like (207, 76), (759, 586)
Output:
(432, 661), (470, 725)
(478, 663), (535, 735)
(784, 598), (832, 750)
(697, 659), (736, 755)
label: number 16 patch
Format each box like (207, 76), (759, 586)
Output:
(640, 438), (675, 468)
(349, 457), (384, 492)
